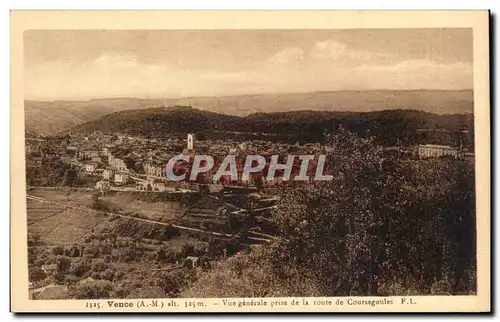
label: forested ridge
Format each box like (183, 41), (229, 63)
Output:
(25, 89), (473, 135)
(69, 106), (474, 147)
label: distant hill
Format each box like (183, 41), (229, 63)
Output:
(24, 98), (162, 136)
(24, 90), (473, 135)
(69, 106), (474, 148)
(70, 106), (241, 137)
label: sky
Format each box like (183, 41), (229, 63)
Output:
(24, 29), (473, 100)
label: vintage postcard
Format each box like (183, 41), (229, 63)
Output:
(10, 11), (490, 313)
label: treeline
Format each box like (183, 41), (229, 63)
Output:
(70, 106), (474, 147)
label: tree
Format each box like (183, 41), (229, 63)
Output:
(56, 256), (72, 274)
(83, 246), (98, 258)
(52, 246), (64, 256)
(29, 267), (46, 283)
(63, 168), (78, 187)
(92, 259), (108, 273)
(91, 192), (104, 210)
(68, 281), (114, 299)
(69, 259), (90, 277)
(159, 270), (190, 297)
(118, 246), (137, 262)
(67, 244), (80, 257)
(100, 268), (116, 281)
(124, 157), (137, 172)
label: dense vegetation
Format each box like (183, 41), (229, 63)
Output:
(182, 129), (476, 296)
(70, 107), (474, 148)
(26, 160), (98, 188)
(28, 229), (207, 299)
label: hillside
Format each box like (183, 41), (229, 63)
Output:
(24, 99), (162, 136)
(24, 90), (473, 135)
(69, 106), (474, 147)
(70, 106), (241, 137)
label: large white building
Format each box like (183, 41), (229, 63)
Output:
(102, 169), (114, 181)
(416, 144), (459, 158)
(114, 173), (129, 185)
(144, 163), (165, 178)
(95, 180), (111, 191)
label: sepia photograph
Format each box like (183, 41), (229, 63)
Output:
(10, 10), (490, 313)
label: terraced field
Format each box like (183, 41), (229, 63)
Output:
(28, 204), (109, 245)
(27, 188), (219, 244)
(27, 188), (187, 222)
(27, 199), (67, 225)
(100, 192), (186, 221)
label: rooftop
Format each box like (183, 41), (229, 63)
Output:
(418, 144), (456, 149)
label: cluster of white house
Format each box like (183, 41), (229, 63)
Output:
(135, 178), (177, 192)
(93, 133), (198, 192)
(90, 137), (473, 192)
(85, 161), (129, 185)
(415, 144), (474, 160)
(86, 149), (131, 188)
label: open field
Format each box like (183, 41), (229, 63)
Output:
(28, 205), (109, 245)
(27, 199), (67, 225)
(28, 188), (94, 206)
(28, 188), (188, 222)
